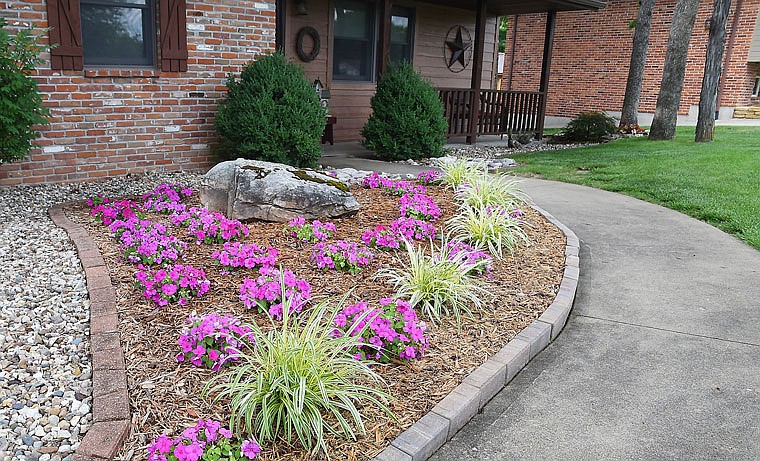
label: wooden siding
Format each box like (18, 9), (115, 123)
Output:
(284, 0), (500, 141)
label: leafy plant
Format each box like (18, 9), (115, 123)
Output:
(362, 62), (447, 161)
(147, 419), (261, 461)
(215, 52), (325, 167)
(284, 216), (337, 243)
(455, 173), (528, 210)
(204, 279), (394, 455)
(311, 240), (374, 274)
(437, 158), (485, 189)
(558, 111), (619, 143)
(0, 18), (50, 163)
(378, 238), (486, 325)
(446, 205), (529, 258)
(177, 313), (252, 371)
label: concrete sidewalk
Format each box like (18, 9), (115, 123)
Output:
(320, 152), (760, 460)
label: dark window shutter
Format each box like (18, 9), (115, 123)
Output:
(46, 0), (84, 70)
(160, 0), (188, 72)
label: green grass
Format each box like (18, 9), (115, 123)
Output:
(511, 126), (760, 250)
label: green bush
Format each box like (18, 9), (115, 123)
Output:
(362, 62), (447, 161)
(0, 18), (49, 163)
(215, 53), (325, 167)
(559, 111), (618, 143)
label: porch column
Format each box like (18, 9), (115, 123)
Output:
(536, 10), (556, 138)
(275, 0), (286, 52)
(466, 0), (487, 144)
(377, 0), (392, 77)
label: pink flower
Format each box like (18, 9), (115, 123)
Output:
(241, 439), (262, 459)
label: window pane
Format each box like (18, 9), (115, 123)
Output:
(389, 6), (413, 65)
(333, 0), (375, 80)
(390, 15), (409, 44)
(81, 4), (153, 66)
(333, 38), (373, 80)
(334, 2), (369, 39)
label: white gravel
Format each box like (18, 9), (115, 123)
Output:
(0, 172), (201, 461)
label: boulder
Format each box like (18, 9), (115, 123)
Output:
(200, 159), (360, 222)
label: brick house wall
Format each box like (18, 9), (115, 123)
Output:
(502, 0), (760, 119)
(0, 0), (276, 186)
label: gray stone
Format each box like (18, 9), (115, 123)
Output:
(200, 159), (360, 222)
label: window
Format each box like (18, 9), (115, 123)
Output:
(389, 6), (414, 66)
(46, 0), (187, 72)
(81, 0), (156, 66)
(753, 76), (760, 97)
(333, 0), (376, 81)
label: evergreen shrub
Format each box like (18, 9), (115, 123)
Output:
(362, 62), (447, 161)
(558, 111), (619, 143)
(0, 19), (49, 163)
(215, 53), (325, 167)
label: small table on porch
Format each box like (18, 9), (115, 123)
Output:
(322, 115), (336, 145)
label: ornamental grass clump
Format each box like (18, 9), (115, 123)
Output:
(239, 267), (311, 320)
(333, 298), (428, 363)
(284, 216), (337, 243)
(378, 239), (487, 325)
(444, 240), (494, 276)
(147, 419), (261, 461)
(437, 158), (484, 189)
(171, 207), (249, 244)
(135, 264), (210, 307)
(447, 205), (529, 258)
(212, 242), (278, 271)
(204, 283), (394, 455)
(311, 240), (374, 274)
(456, 173), (528, 210)
(177, 313), (252, 370)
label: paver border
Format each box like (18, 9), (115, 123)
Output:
(49, 201), (579, 461)
(372, 205), (580, 461)
(49, 204), (130, 461)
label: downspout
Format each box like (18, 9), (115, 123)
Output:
(716, 0), (743, 116)
(507, 15), (519, 90)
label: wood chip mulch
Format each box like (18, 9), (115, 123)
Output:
(64, 183), (566, 460)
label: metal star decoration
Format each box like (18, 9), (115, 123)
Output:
(446, 26), (471, 69)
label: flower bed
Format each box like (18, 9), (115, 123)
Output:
(65, 174), (566, 460)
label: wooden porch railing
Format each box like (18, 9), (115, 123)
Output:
(438, 88), (545, 140)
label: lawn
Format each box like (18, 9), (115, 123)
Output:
(511, 126), (760, 250)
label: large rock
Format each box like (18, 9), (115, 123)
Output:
(200, 159), (360, 222)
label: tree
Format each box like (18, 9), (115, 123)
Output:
(695, 0), (732, 142)
(648, 0), (700, 140)
(620, 0), (656, 128)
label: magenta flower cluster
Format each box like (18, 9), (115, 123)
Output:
(142, 183), (193, 214)
(171, 207), (249, 244)
(212, 242), (278, 271)
(362, 217), (436, 250)
(445, 241), (493, 276)
(88, 197), (142, 225)
(239, 267), (312, 320)
(416, 170), (441, 184)
(135, 264), (210, 308)
(114, 218), (187, 265)
(177, 313), (251, 370)
(148, 419), (261, 461)
(333, 298), (428, 363)
(284, 216), (337, 243)
(311, 240), (374, 274)
(361, 172), (426, 196)
(399, 193), (441, 221)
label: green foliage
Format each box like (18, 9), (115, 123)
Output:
(215, 53), (325, 168)
(499, 17), (509, 53)
(559, 111), (619, 143)
(378, 238), (486, 325)
(437, 158), (485, 189)
(362, 62), (447, 161)
(446, 205), (529, 258)
(456, 173), (528, 210)
(0, 18), (49, 163)
(204, 276), (393, 456)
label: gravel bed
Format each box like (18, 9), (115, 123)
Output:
(0, 172), (201, 461)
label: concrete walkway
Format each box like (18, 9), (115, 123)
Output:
(320, 153), (760, 460)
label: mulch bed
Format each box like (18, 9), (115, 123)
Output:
(64, 182), (566, 460)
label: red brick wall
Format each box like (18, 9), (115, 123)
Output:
(502, 0), (760, 119)
(0, 0), (276, 186)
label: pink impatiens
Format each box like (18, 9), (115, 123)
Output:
(239, 267), (312, 320)
(311, 240), (374, 274)
(135, 264), (210, 307)
(177, 313), (251, 370)
(171, 207), (249, 244)
(284, 216), (337, 243)
(212, 242), (278, 271)
(147, 419), (261, 461)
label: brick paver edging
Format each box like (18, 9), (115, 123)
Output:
(48, 204), (130, 461)
(48, 202), (579, 461)
(372, 205), (581, 461)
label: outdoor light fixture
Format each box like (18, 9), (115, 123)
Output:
(295, 0), (308, 15)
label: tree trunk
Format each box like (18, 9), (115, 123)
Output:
(620, 0), (656, 128)
(648, 0), (700, 140)
(695, 0), (732, 142)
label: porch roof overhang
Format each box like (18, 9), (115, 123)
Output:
(426, 0), (606, 17)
